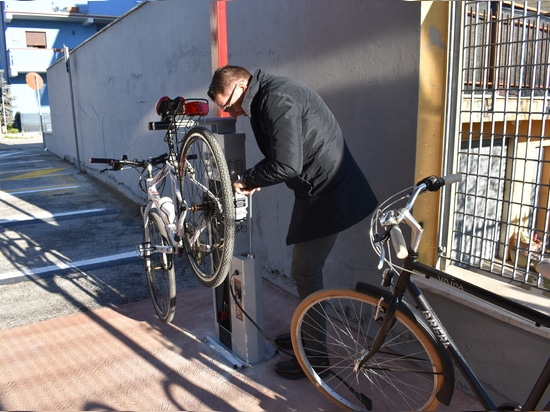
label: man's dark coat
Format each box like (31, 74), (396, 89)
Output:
(240, 69), (378, 245)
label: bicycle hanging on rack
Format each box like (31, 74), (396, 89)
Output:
(290, 174), (550, 411)
(91, 96), (241, 324)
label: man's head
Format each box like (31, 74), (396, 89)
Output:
(208, 65), (251, 118)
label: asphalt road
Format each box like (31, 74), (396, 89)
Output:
(0, 135), (199, 330)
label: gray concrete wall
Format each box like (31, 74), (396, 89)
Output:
(44, 1), (549, 406)
(421, 284), (550, 407)
(46, 0), (420, 291)
(225, 1), (420, 292)
(47, 1), (213, 205)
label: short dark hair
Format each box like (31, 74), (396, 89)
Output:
(208, 65), (251, 101)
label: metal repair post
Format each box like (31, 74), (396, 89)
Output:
(206, 118), (271, 366)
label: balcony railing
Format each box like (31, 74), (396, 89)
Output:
(7, 48), (64, 77)
(464, 1), (550, 94)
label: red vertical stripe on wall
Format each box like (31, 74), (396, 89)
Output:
(211, 1), (229, 117)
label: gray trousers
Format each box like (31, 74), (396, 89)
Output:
(290, 233), (339, 300)
(291, 233), (339, 359)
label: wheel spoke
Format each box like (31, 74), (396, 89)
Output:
(145, 211), (176, 323)
(291, 290), (446, 411)
(178, 127), (235, 288)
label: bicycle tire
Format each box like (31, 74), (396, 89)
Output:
(178, 126), (235, 288)
(291, 288), (447, 411)
(144, 210), (176, 323)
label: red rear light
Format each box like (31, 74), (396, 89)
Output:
(184, 100), (209, 116)
(155, 96), (207, 117)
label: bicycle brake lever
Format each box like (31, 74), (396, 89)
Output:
(376, 241), (385, 270)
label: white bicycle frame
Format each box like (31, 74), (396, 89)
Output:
(139, 151), (227, 258)
(140, 159), (182, 256)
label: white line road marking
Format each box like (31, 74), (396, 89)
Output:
(0, 251), (140, 282)
(0, 159), (46, 165)
(0, 185), (79, 197)
(0, 208), (110, 225)
(0, 151), (23, 158)
(0, 152), (44, 159)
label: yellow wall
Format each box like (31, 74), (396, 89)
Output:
(415, 1), (449, 264)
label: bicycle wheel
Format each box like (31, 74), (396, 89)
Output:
(178, 126), (235, 288)
(291, 289), (446, 411)
(144, 210), (176, 323)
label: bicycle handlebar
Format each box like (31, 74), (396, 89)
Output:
(90, 153), (168, 171)
(375, 174), (463, 261)
(416, 173), (463, 192)
(89, 157), (118, 165)
(390, 225), (408, 259)
(404, 173), (463, 214)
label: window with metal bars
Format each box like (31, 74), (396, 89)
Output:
(450, 1), (550, 291)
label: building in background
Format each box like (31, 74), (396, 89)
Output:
(0, 0), (139, 133)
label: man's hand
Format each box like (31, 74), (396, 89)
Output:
(234, 180), (261, 195)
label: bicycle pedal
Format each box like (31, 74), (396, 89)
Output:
(137, 243), (149, 258)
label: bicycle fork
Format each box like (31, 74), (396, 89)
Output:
(353, 288), (402, 373)
(354, 273), (458, 406)
(138, 204), (177, 259)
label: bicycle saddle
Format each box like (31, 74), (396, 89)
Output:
(155, 96), (185, 120)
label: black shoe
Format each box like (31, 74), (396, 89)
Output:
(274, 356), (305, 380)
(274, 356), (330, 380)
(274, 333), (293, 351)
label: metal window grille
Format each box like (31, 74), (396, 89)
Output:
(450, 1), (550, 291)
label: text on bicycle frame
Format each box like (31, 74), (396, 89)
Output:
(422, 310), (451, 349)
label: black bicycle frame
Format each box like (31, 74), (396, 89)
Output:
(412, 261), (550, 328)
(407, 259), (550, 410)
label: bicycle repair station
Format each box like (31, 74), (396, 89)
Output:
(203, 117), (274, 368)
(87, 94), (279, 370)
